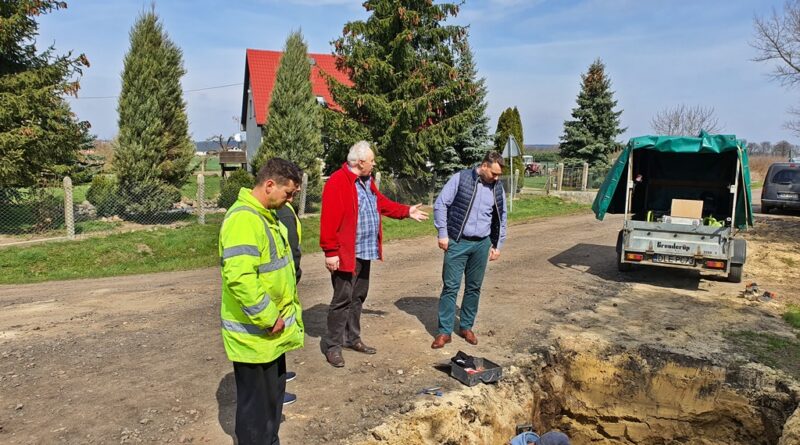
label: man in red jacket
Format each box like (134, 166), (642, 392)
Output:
(319, 141), (428, 367)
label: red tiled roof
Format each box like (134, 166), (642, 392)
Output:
(244, 49), (353, 126)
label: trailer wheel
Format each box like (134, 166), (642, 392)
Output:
(728, 264), (743, 283)
(761, 204), (772, 214)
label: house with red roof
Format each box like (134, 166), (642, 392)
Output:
(240, 48), (352, 168)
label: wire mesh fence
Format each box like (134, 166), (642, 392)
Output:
(0, 182), (66, 236)
(588, 166), (611, 190)
(0, 174), (223, 245)
(0, 162), (613, 246)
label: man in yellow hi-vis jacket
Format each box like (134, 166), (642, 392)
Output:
(219, 158), (304, 445)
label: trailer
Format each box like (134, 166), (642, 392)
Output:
(592, 132), (754, 283)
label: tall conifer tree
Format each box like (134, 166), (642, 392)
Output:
(451, 37), (490, 168)
(115, 8), (193, 214)
(0, 1), (92, 192)
(559, 59), (624, 167)
(254, 31), (323, 189)
(494, 107), (522, 152)
(327, 0), (480, 179)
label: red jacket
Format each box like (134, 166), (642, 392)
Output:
(320, 164), (410, 273)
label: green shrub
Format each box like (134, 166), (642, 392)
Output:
(0, 189), (66, 234)
(785, 305), (800, 330)
(118, 180), (181, 219)
(86, 175), (120, 217)
(218, 169), (255, 209)
(29, 190), (64, 232)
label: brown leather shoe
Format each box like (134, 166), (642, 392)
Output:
(431, 334), (452, 349)
(325, 350), (345, 368)
(459, 329), (478, 345)
(347, 340), (377, 355)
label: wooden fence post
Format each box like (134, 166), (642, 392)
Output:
(63, 176), (75, 239)
(545, 167), (551, 195)
(581, 162), (589, 191)
(556, 163), (564, 192)
(196, 174), (205, 224)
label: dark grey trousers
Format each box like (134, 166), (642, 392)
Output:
(233, 355), (286, 445)
(324, 258), (371, 352)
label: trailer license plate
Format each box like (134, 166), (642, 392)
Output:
(653, 254), (695, 266)
(777, 192), (798, 200)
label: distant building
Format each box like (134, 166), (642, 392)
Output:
(240, 49), (352, 169)
(194, 140), (239, 154)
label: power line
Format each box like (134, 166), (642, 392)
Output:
(72, 82), (243, 100)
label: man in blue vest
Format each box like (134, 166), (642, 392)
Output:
(432, 151), (508, 349)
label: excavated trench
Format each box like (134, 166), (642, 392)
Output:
(357, 341), (800, 445)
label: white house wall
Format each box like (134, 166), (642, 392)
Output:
(245, 88), (261, 171)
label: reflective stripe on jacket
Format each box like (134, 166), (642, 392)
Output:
(218, 188), (304, 363)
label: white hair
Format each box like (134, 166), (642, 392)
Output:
(347, 141), (373, 165)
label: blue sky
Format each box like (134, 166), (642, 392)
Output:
(37, 0), (797, 144)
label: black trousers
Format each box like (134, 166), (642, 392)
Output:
(233, 355), (286, 445)
(324, 258), (371, 352)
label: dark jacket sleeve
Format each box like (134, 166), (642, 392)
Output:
(276, 204), (302, 282)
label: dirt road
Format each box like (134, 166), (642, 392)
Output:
(1, 210), (798, 444)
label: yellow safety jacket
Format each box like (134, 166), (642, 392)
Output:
(218, 188), (304, 363)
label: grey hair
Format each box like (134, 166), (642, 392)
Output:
(347, 141), (373, 165)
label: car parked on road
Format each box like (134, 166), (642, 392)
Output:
(761, 162), (800, 214)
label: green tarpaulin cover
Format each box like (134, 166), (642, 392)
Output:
(591, 132), (753, 229)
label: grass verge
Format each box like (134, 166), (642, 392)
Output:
(785, 305), (800, 330)
(724, 330), (800, 379)
(0, 195), (589, 285)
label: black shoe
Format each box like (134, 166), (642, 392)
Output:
(286, 371), (296, 382)
(283, 392), (297, 406)
(326, 350), (345, 367)
(346, 340), (377, 354)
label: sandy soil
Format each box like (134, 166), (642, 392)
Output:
(1, 208), (798, 444)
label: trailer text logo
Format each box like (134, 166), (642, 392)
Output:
(657, 241), (691, 252)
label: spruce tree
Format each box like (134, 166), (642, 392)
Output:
(115, 8), (193, 215)
(559, 59), (624, 167)
(327, 0), (478, 180)
(451, 37), (491, 168)
(0, 1), (92, 193)
(254, 31), (323, 190)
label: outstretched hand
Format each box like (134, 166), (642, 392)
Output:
(409, 204), (429, 222)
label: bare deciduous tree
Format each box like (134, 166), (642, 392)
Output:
(650, 104), (721, 136)
(753, 1), (800, 86)
(753, 1), (800, 135)
(774, 140), (795, 157)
